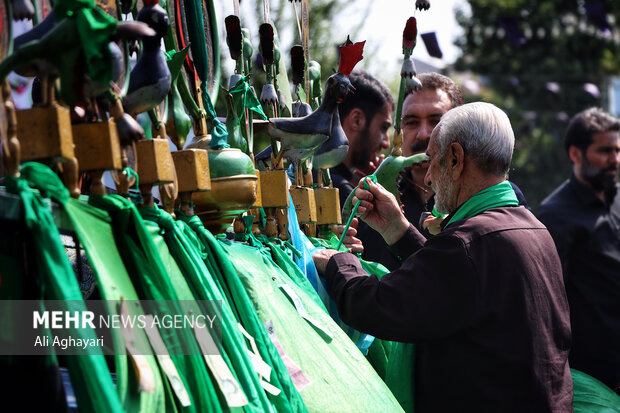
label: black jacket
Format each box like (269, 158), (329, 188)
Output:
(325, 206), (573, 412)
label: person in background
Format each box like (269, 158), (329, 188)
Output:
(350, 73), (462, 269)
(538, 107), (620, 393)
(330, 70), (394, 207)
(314, 102), (573, 412)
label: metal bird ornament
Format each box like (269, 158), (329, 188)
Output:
(341, 152), (429, 222)
(312, 108), (348, 185)
(267, 37), (365, 186)
(0, 1), (153, 106)
(123, 0), (172, 115)
(312, 37), (368, 183)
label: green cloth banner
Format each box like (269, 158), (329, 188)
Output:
(89, 195), (220, 413)
(176, 210), (308, 413)
(219, 240), (404, 412)
(54, 0), (117, 86)
(63, 199), (166, 413)
(140, 206), (275, 413)
(5, 163), (123, 413)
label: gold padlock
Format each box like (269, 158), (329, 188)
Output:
(135, 138), (175, 186)
(290, 186), (317, 224)
(72, 120), (122, 171)
(260, 169), (290, 207)
(253, 169), (263, 208)
(314, 187), (342, 225)
(172, 148), (210, 193)
(16, 105), (74, 161)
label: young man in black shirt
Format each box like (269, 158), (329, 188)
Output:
(330, 70), (394, 207)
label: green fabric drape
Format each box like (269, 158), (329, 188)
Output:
(229, 77), (268, 121)
(88, 195), (220, 413)
(140, 206), (275, 413)
(176, 210), (308, 413)
(309, 235), (414, 411)
(260, 238), (327, 312)
(54, 0), (117, 85)
(572, 369), (620, 413)
(219, 240), (404, 412)
(445, 180), (518, 228)
(63, 199), (166, 413)
(5, 163), (122, 413)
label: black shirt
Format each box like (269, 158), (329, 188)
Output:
(538, 174), (620, 390)
(330, 163), (355, 209)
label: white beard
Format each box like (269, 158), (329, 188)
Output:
(432, 166), (457, 215)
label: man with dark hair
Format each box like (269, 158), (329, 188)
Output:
(330, 70), (394, 206)
(538, 107), (620, 392)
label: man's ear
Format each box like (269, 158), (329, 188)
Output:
(568, 145), (583, 166)
(448, 142), (465, 179)
(343, 108), (366, 133)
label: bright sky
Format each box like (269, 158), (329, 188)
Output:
(354, 1), (469, 73)
(217, 0), (470, 88)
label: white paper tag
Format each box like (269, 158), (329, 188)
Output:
(143, 316), (191, 407)
(279, 284), (333, 341)
(192, 324), (248, 407)
(238, 323), (272, 380)
(247, 349), (273, 380)
(264, 320), (311, 392)
(120, 300), (155, 394)
(260, 379), (282, 396)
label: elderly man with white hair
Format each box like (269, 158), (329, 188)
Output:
(313, 102), (573, 412)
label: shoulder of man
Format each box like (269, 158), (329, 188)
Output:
(537, 179), (581, 228)
(538, 179), (575, 211)
(442, 206), (547, 247)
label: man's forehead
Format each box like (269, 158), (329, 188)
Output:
(373, 102), (393, 123)
(427, 135), (439, 152)
(403, 89), (452, 114)
(591, 130), (620, 146)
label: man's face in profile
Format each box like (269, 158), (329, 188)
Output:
(425, 134), (458, 214)
(349, 102), (392, 170)
(579, 130), (620, 193)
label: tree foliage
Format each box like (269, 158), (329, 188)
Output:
(453, 0), (620, 210)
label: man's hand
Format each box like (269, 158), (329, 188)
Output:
(354, 177), (410, 245)
(312, 249), (342, 274)
(422, 215), (445, 235)
(331, 218), (364, 253)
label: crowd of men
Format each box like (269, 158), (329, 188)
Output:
(312, 70), (620, 412)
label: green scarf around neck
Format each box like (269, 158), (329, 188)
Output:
(444, 180), (519, 228)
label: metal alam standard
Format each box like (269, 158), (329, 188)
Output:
(0, 0), (617, 411)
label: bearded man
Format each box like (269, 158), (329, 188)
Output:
(538, 107), (620, 393)
(330, 70), (393, 207)
(313, 102), (573, 412)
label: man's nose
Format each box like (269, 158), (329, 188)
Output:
(416, 120), (432, 141)
(424, 167), (432, 187)
(381, 132), (390, 149)
(609, 149), (620, 168)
